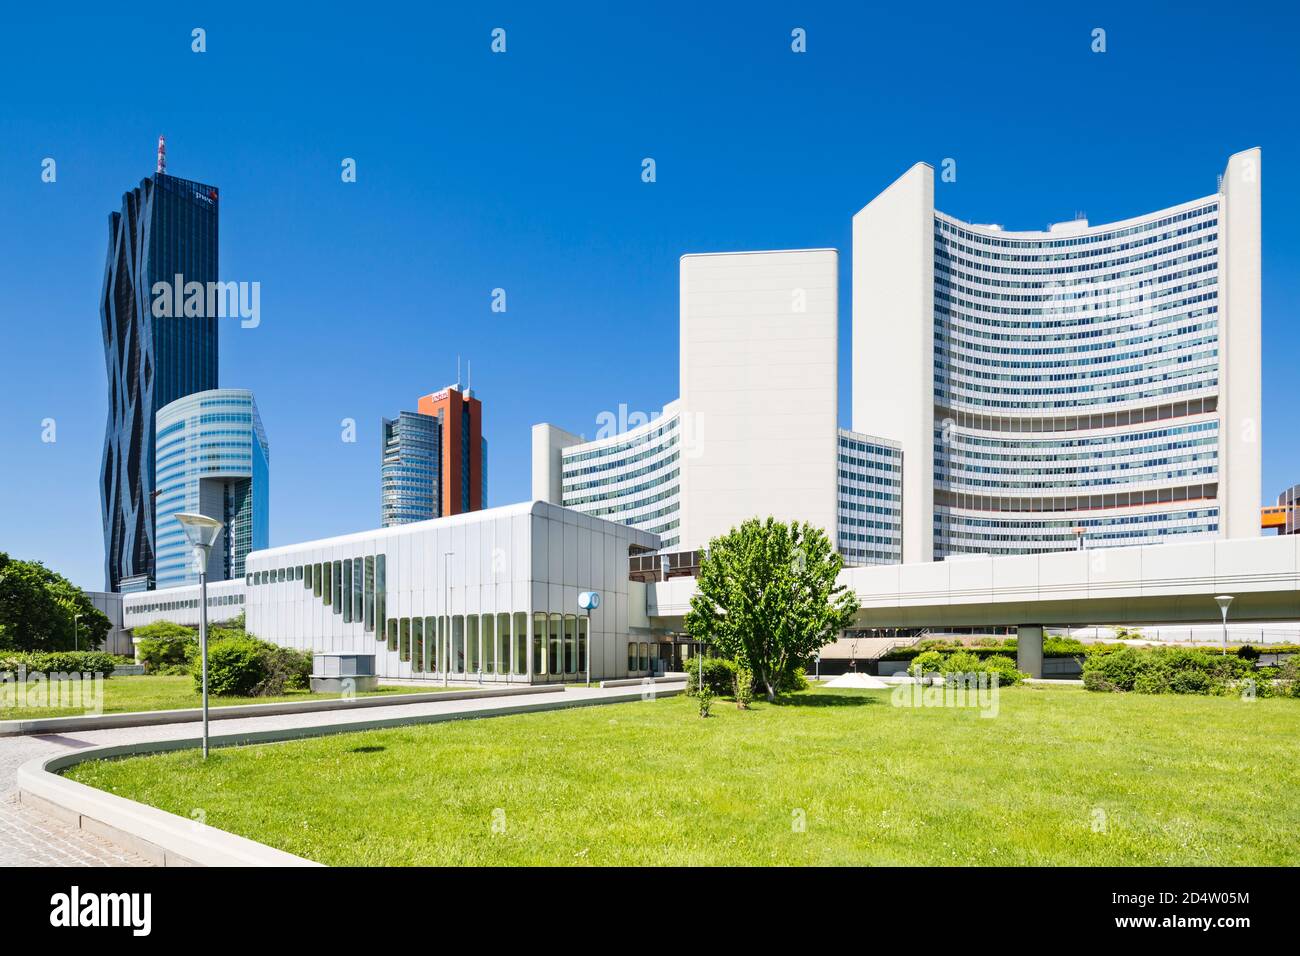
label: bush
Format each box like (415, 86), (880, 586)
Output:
(685, 656), (738, 696)
(0, 650), (118, 677)
(198, 638), (266, 697)
(255, 644), (312, 696)
(1237, 644), (1261, 662)
(1084, 646), (1256, 695)
(777, 666), (809, 692)
(137, 632), (197, 675)
(734, 662), (753, 709)
(697, 687), (714, 717)
(980, 654), (1027, 686)
(194, 637), (313, 698)
(908, 650), (946, 677)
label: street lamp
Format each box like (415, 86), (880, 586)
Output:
(73, 613), (83, 651)
(1214, 595), (1234, 657)
(175, 513), (224, 759)
(579, 591), (600, 687)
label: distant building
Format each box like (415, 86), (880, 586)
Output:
(381, 385), (487, 527)
(153, 389), (269, 589)
(100, 169), (221, 591)
(1263, 486), (1300, 535)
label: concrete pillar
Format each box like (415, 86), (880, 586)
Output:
(1017, 625), (1043, 679)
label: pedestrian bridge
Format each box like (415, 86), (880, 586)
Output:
(646, 536), (1300, 674)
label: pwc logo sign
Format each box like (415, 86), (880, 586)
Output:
(49, 886), (151, 937)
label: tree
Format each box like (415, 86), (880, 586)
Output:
(684, 518), (859, 702)
(0, 551), (110, 651)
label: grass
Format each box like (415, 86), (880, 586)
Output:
(0, 674), (454, 720)
(63, 684), (1300, 866)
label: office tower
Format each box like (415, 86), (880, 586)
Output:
(153, 389), (269, 588)
(853, 149), (1262, 561)
(380, 411), (442, 527)
(100, 164), (220, 590)
(382, 384), (487, 527)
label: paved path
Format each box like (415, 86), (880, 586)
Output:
(0, 681), (683, 867)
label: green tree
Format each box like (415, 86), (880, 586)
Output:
(0, 552), (110, 651)
(684, 518), (858, 702)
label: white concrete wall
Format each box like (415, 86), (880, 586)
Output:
(1219, 147), (1263, 539)
(531, 424), (582, 504)
(851, 163), (934, 563)
(678, 249), (840, 549)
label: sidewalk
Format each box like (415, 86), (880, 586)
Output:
(1, 680), (683, 866)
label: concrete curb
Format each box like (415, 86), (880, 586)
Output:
(0, 683), (556, 737)
(599, 676), (686, 688)
(17, 684), (682, 867)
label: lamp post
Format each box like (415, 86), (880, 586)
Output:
(443, 551), (453, 688)
(1214, 595), (1234, 657)
(579, 591), (600, 687)
(73, 613), (82, 651)
(175, 513), (224, 759)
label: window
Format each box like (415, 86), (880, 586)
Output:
(352, 558), (363, 626)
(313, 563), (322, 598)
(332, 560), (342, 615)
(304, 564), (312, 590)
(640, 642), (650, 672)
(564, 615), (576, 674)
(424, 617), (436, 672)
(496, 613), (511, 675)
(628, 643), (638, 672)
(296, 565), (303, 581)
(467, 615), (479, 673)
(399, 618), (410, 662)
(482, 614), (495, 674)
(387, 618), (398, 652)
(533, 612), (548, 674)
(342, 559), (353, 622)
(453, 615), (465, 672)
(322, 562), (332, 607)
(549, 614), (562, 678)
(375, 554), (387, 637)
(411, 618), (423, 671)
(364, 556), (375, 632)
(514, 612), (527, 675)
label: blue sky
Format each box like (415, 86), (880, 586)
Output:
(1, 1), (1297, 590)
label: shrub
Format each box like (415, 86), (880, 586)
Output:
(137, 632), (197, 675)
(685, 656), (738, 697)
(777, 666), (809, 692)
(941, 650), (982, 675)
(0, 651), (118, 677)
(1084, 646), (1256, 695)
(908, 650), (946, 677)
(198, 638), (266, 697)
(733, 661), (754, 709)
(697, 687), (714, 717)
(980, 654), (1027, 686)
(255, 644), (312, 696)
(1237, 644), (1261, 662)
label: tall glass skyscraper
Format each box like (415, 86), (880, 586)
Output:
(380, 411), (442, 526)
(100, 171), (220, 591)
(153, 390), (269, 589)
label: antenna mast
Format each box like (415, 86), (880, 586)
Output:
(156, 135), (166, 174)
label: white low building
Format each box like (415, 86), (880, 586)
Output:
(123, 501), (663, 684)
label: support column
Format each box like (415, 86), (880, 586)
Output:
(1017, 625), (1043, 679)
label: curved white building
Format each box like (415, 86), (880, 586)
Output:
(854, 150), (1261, 560)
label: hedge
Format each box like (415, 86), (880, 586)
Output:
(1081, 646), (1300, 696)
(0, 651), (118, 677)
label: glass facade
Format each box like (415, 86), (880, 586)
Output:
(153, 389), (270, 589)
(101, 173), (220, 591)
(560, 411), (682, 548)
(932, 203), (1223, 556)
(380, 411), (442, 526)
(837, 429), (903, 565)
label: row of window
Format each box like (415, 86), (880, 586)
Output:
(125, 592), (244, 618)
(248, 555), (387, 633)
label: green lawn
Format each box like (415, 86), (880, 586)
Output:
(0, 674), (451, 720)
(63, 685), (1300, 866)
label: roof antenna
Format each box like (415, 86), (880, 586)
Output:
(156, 135), (166, 174)
(466, 360), (473, 398)
(456, 354), (462, 391)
